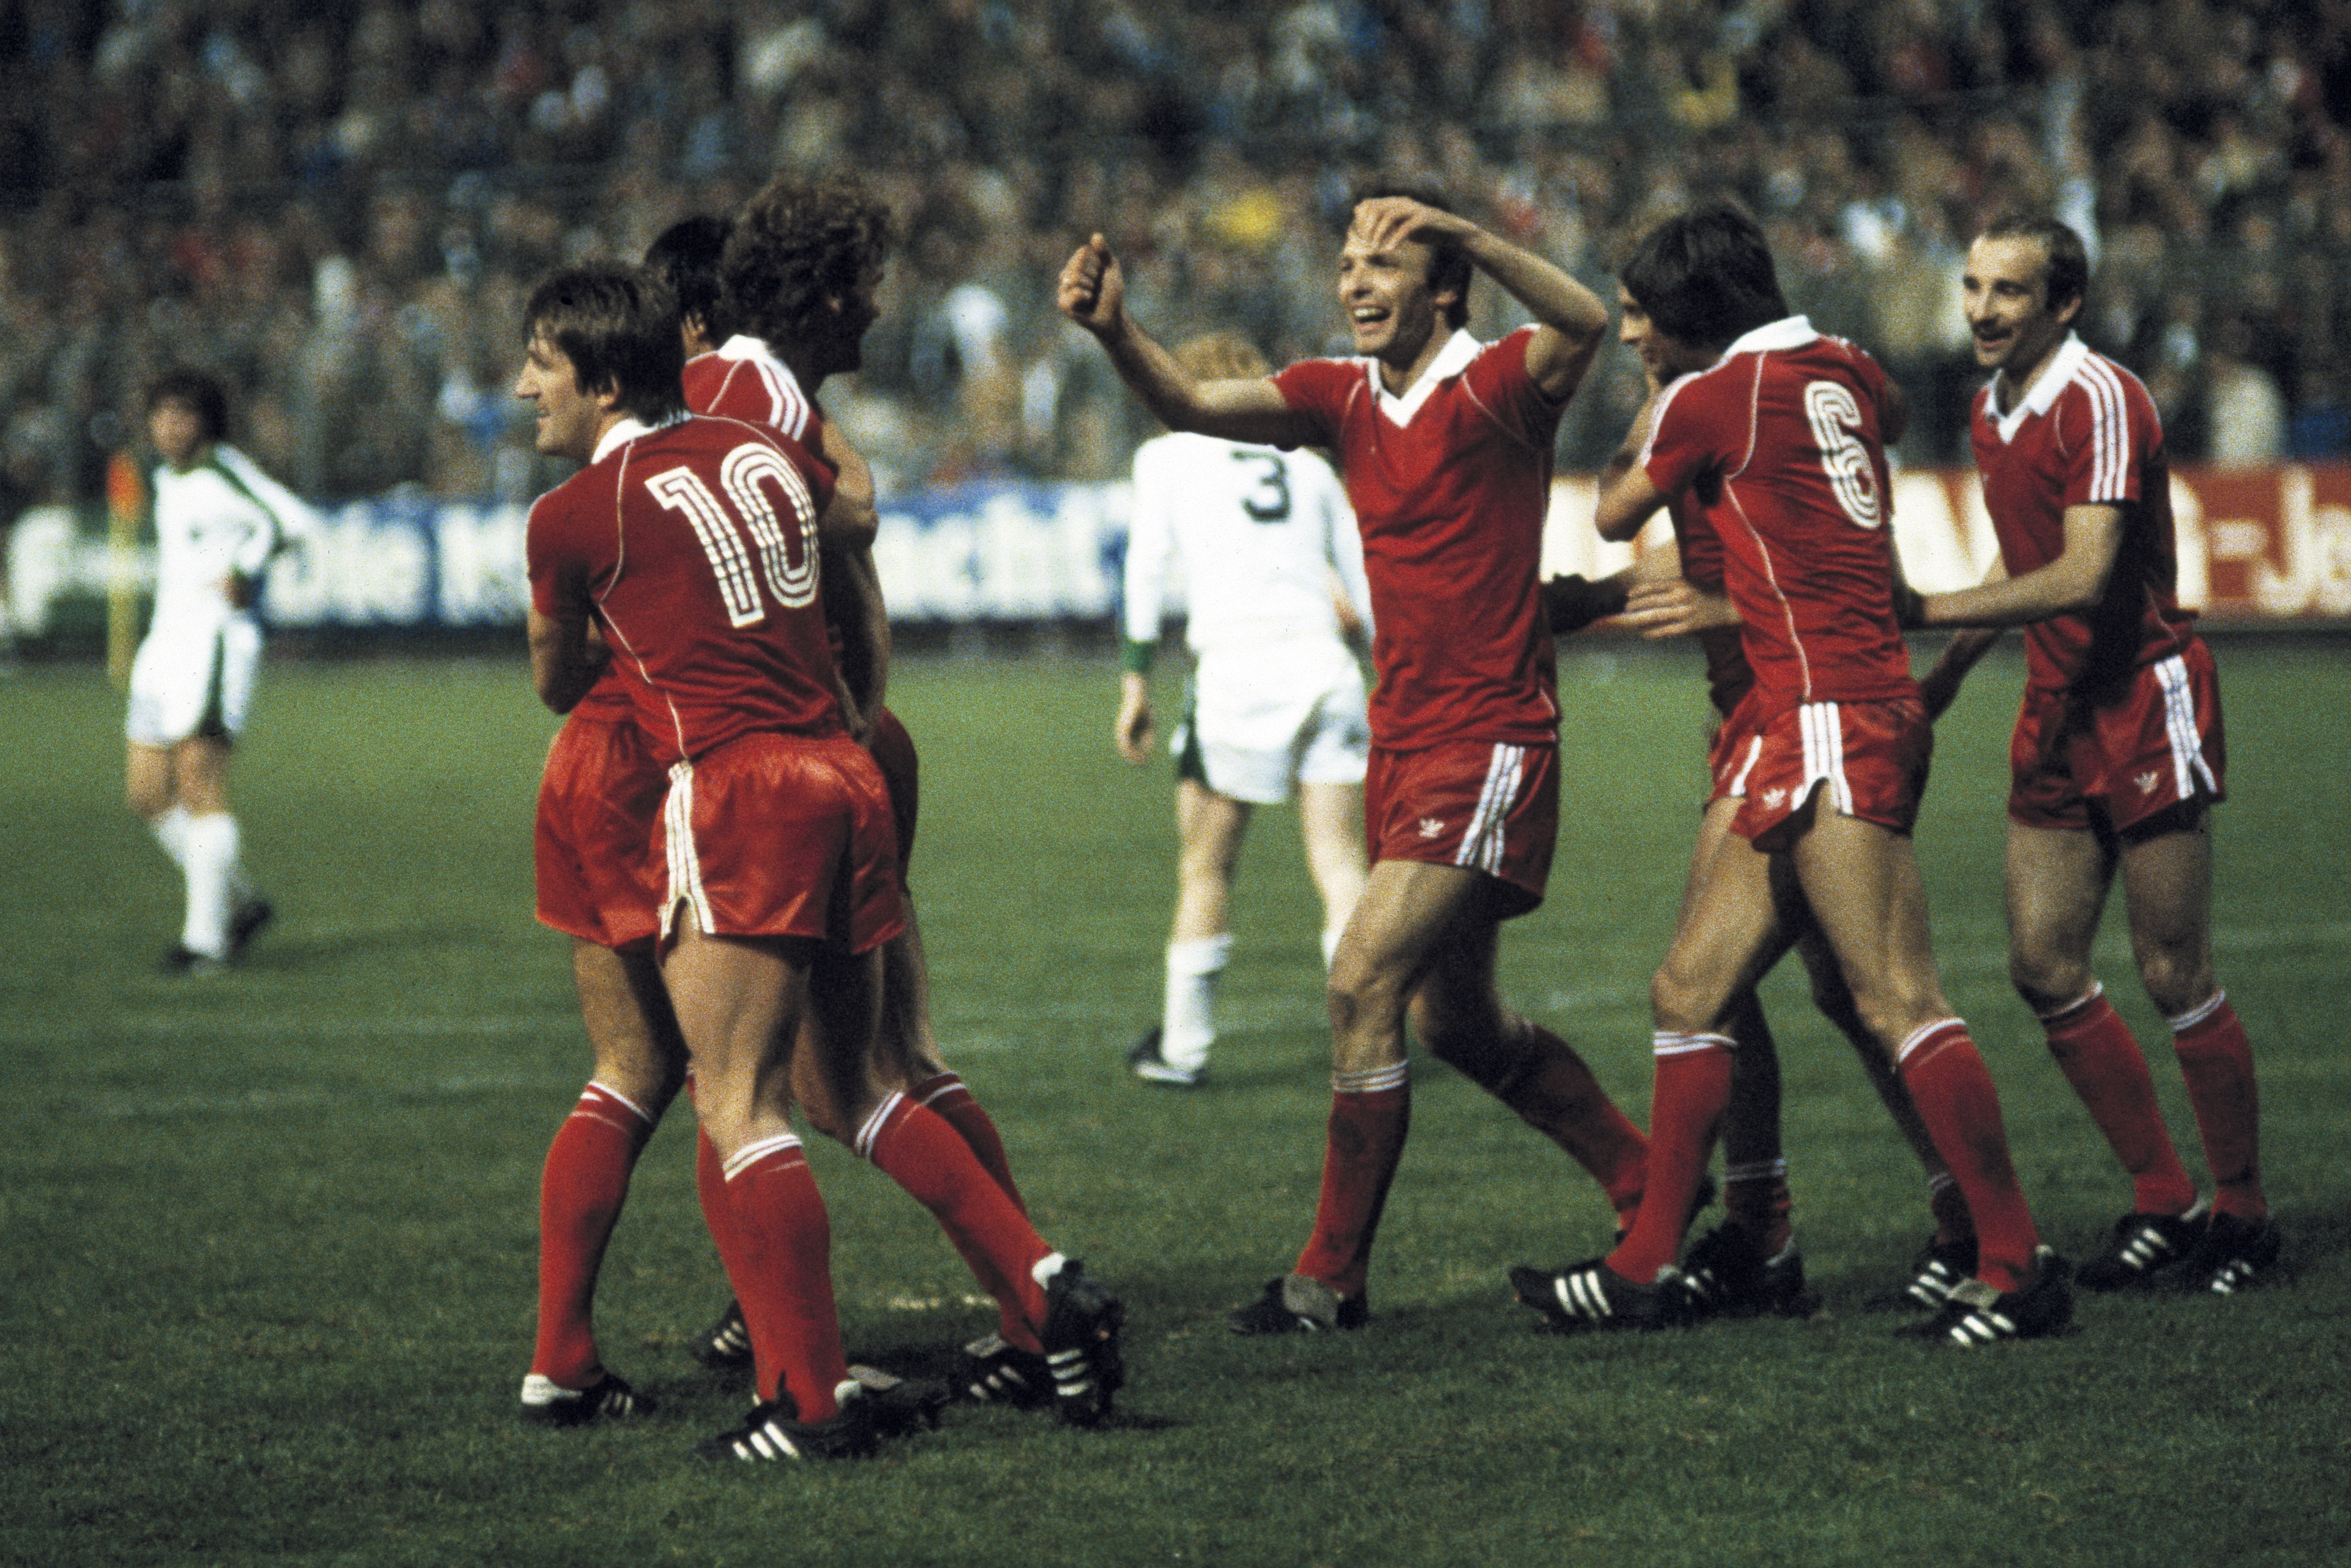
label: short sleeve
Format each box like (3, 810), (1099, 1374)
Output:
(526, 492), (589, 619)
(1640, 373), (1718, 501)
(2057, 378), (2149, 509)
(1460, 327), (1567, 451)
(1269, 359), (1352, 448)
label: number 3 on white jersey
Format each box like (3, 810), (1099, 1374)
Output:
(1804, 381), (1882, 530)
(646, 444), (821, 626)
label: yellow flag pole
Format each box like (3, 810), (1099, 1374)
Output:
(106, 450), (142, 690)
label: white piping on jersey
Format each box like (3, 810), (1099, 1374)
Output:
(1370, 328), (1482, 426)
(1455, 744), (1526, 875)
(707, 335), (816, 440)
(1990, 332), (2091, 444)
(2153, 653), (2219, 802)
(662, 759), (715, 939)
(1799, 701), (1854, 818)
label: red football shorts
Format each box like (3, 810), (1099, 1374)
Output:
(867, 704), (919, 880)
(1706, 687), (1767, 808)
(657, 730), (906, 955)
(1364, 739), (1558, 917)
(535, 712), (666, 949)
(2008, 643), (2227, 834)
(1731, 694), (1932, 850)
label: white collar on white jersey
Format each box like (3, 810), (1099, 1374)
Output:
(1714, 315), (1819, 363)
(592, 410), (687, 464)
(1374, 327), (1483, 425)
(1989, 331), (2089, 443)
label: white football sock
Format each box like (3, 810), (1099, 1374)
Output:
(1160, 933), (1231, 1073)
(179, 812), (240, 958)
(149, 804), (194, 871)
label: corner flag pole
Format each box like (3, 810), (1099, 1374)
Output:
(106, 450), (143, 690)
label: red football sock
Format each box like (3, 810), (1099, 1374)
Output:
(860, 1093), (1051, 1347)
(2041, 985), (2197, 1217)
(718, 1133), (847, 1419)
(2169, 992), (2266, 1221)
(1607, 1034), (1732, 1285)
(1291, 1065), (1410, 1299)
(1453, 1023), (1648, 1214)
(907, 1072), (1027, 1215)
(1898, 1021), (2040, 1294)
(530, 1083), (655, 1388)
(1723, 1157), (1793, 1256)
(694, 1123), (745, 1267)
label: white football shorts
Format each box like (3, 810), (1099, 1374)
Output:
(1175, 641), (1370, 805)
(125, 610), (262, 747)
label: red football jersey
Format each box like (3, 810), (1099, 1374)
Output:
(1272, 327), (1564, 751)
(527, 412), (842, 765)
(1968, 334), (2198, 697)
(682, 336), (823, 447)
(1663, 496), (1754, 719)
(1641, 318), (1912, 707)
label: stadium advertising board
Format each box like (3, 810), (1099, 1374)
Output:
(9, 466), (2349, 637)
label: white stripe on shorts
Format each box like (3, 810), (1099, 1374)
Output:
(1455, 744), (1526, 876)
(2152, 654), (2219, 802)
(662, 760), (714, 938)
(1800, 701), (1852, 817)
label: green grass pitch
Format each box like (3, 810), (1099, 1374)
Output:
(2, 640), (2346, 1567)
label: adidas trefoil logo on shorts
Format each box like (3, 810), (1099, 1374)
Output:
(1417, 817), (1445, 839)
(2135, 770), (2161, 796)
(1763, 787), (1788, 810)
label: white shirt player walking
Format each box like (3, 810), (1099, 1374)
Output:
(124, 371), (313, 974)
(1116, 332), (1373, 1086)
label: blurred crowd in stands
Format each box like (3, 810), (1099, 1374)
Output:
(2, 0), (2348, 516)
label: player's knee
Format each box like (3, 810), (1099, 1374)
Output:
(2134, 947), (2213, 1020)
(2005, 942), (2088, 1014)
(1649, 965), (1716, 1037)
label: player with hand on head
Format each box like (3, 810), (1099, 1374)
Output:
(676, 177), (1106, 1418)
(1119, 330), (1373, 1090)
(127, 369), (309, 976)
(1517, 201), (2066, 1346)
(1063, 186), (1653, 1335)
(1908, 213), (2277, 1294)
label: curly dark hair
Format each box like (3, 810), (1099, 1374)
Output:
(145, 367), (230, 443)
(721, 173), (895, 348)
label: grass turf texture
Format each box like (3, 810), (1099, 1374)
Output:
(2, 642), (2346, 1567)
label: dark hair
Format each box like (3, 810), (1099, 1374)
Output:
(722, 173), (894, 348)
(1618, 200), (1789, 349)
(1976, 212), (2090, 311)
(1352, 182), (1472, 330)
(645, 215), (734, 341)
(521, 264), (686, 424)
(145, 368), (229, 443)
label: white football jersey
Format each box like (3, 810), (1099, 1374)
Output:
(1123, 432), (1371, 657)
(149, 444), (314, 626)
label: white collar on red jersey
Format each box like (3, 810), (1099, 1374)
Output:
(1373, 327), (1483, 425)
(592, 411), (687, 464)
(715, 333), (787, 373)
(1989, 332), (2089, 443)
(1716, 315), (1819, 363)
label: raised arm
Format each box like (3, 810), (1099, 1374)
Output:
(1350, 197), (1610, 401)
(1057, 235), (1320, 448)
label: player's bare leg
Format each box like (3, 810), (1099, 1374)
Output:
(2117, 814), (2268, 1248)
(1138, 780), (1250, 1083)
(1795, 812), (2045, 1295)
(523, 939), (686, 1422)
(130, 736), (259, 970)
(665, 926), (851, 1424)
(1297, 779), (1368, 966)
(2006, 820), (2202, 1223)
